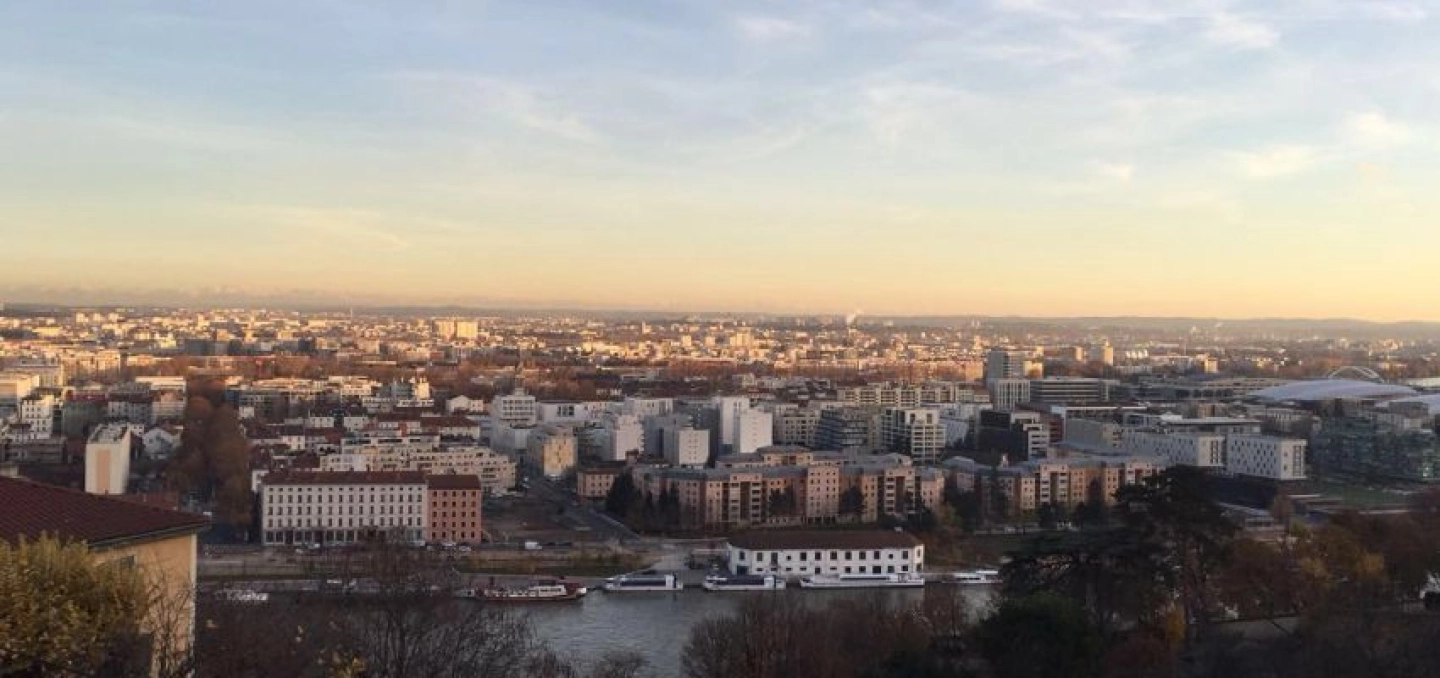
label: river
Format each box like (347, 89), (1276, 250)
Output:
(525, 586), (997, 676)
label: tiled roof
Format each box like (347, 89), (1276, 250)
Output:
(425, 474), (483, 489)
(265, 470), (426, 485)
(728, 530), (922, 551)
(0, 477), (208, 549)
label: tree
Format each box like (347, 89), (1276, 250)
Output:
(0, 537), (150, 676)
(1112, 467), (1236, 643)
(604, 472), (637, 517)
(1039, 503), (1059, 531)
(977, 593), (1103, 678)
(839, 486), (867, 522)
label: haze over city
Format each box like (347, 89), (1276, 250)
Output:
(3, 1), (1439, 319)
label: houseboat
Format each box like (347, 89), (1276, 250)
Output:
(942, 569), (1002, 586)
(798, 573), (925, 589)
(603, 573), (684, 592)
(702, 573), (786, 591)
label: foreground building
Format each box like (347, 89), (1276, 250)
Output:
(726, 530), (924, 578)
(0, 476), (209, 674)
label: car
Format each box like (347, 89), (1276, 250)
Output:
(456, 545), (472, 553)
(441, 541), (457, 549)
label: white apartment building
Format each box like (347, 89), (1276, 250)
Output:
(623, 397), (674, 418)
(492, 390), (538, 427)
(711, 396), (750, 449)
(734, 409), (774, 455)
(260, 471), (428, 545)
(18, 394), (55, 438)
(322, 445), (517, 494)
(85, 423), (134, 495)
(539, 401), (605, 423)
(664, 427), (709, 468)
(1121, 431), (1226, 468)
(727, 531), (925, 578)
(989, 379), (1031, 412)
(644, 412), (693, 456)
(1226, 435), (1307, 481)
(593, 413), (644, 462)
(526, 425), (578, 479)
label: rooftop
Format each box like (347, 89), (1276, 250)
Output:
(728, 530), (922, 551)
(265, 470), (426, 486)
(425, 474), (483, 489)
(0, 476), (208, 550)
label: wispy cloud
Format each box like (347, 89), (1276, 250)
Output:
(735, 16), (810, 42)
(389, 72), (600, 143)
(1360, 2), (1428, 22)
(1096, 161), (1135, 182)
(232, 205), (437, 252)
(1234, 145), (1316, 178)
(1205, 12), (1279, 49)
(1342, 111), (1410, 148)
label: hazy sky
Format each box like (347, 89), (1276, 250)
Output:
(2, 1), (1437, 319)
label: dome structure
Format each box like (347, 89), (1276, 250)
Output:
(1248, 379), (1417, 403)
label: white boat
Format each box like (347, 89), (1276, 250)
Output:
(702, 574), (786, 591)
(603, 573), (684, 592)
(798, 573), (925, 589)
(943, 569), (1002, 586)
(472, 580), (588, 602)
(216, 589), (270, 604)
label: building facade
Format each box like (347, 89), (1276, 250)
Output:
(726, 531), (924, 578)
(260, 471), (428, 545)
(426, 475), (483, 544)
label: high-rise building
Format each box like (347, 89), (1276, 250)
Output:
(815, 407), (880, 454)
(880, 408), (945, 465)
(492, 389), (538, 427)
(985, 349), (1034, 383)
(1028, 377), (1113, 405)
(734, 409), (774, 455)
(988, 379), (1031, 412)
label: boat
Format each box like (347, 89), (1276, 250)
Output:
(216, 588), (270, 604)
(702, 573), (786, 591)
(798, 573), (925, 589)
(603, 573), (684, 592)
(942, 569), (1002, 586)
(457, 580), (588, 602)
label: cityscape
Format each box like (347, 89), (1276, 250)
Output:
(4, 1), (1440, 678)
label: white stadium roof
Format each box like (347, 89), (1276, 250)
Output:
(1248, 379), (1417, 402)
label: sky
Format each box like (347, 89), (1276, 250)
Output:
(1, 1), (1438, 320)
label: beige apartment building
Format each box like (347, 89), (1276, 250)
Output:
(631, 446), (942, 531)
(942, 455), (1163, 517)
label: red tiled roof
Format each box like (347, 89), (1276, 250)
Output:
(426, 474), (483, 490)
(0, 477), (209, 550)
(264, 470), (425, 486)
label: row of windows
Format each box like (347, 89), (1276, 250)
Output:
(266, 517), (421, 528)
(268, 492), (424, 504)
(267, 505), (418, 516)
(737, 549), (915, 562)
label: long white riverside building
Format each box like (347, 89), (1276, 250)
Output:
(725, 530), (924, 578)
(260, 470), (428, 545)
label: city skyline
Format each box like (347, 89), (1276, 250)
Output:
(3, 1), (1439, 320)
